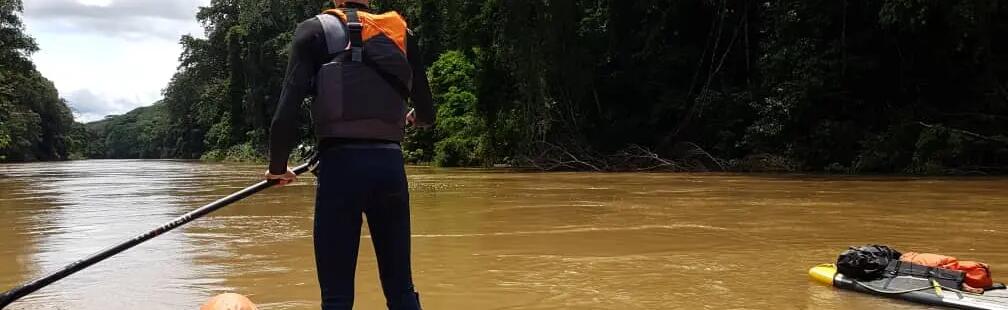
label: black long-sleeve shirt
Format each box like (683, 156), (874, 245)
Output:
(268, 13), (435, 174)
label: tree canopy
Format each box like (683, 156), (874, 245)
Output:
(31, 0), (1008, 173)
(0, 0), (88, 161)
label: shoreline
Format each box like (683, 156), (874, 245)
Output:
(3, 157), (1007, 176)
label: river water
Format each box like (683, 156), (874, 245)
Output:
(0, 160), (1006, 309)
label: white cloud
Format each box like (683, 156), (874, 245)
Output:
(21, 0), (211, 122)
(26, 0), (202, 20)
(64, 89), (143, 122)
(24, 0), (207, 39)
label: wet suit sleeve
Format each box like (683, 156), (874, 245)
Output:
(268, 19), (323, 175)
(407, 31), (436, 127)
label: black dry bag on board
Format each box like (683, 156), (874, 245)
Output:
(836, 245), (903, 280)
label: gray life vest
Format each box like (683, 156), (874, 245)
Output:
(312, 9), (413, 141)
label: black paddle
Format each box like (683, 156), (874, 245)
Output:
(0, 158), (316, 309)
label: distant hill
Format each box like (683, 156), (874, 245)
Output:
(85, 102), (174, 159)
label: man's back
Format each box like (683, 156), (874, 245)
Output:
(267, 6), (434, 175)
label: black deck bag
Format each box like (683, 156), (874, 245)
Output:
(885, 260), (965, 289)
(836, 245), (903, 280)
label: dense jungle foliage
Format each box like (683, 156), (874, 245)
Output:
(0, 0), (91, 161)
(6, 0), (1008, 173)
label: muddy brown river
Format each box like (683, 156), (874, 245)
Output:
(1, 160), (1006, 309)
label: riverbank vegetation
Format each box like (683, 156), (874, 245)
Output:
(4, 1), (1008, 174)
(0, 0), (91, 161)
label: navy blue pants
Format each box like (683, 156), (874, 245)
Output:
(314, 146), (420, 310)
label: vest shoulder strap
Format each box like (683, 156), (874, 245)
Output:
(316, 13), (348, 55)
(344, 9), (364, 62)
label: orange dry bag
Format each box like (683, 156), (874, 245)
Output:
(901, 252), (994, 289)
(959, 261), (994, 289)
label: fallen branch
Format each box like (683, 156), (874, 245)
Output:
(918, 122), (1008, 145)
(520, 141), (723, 172)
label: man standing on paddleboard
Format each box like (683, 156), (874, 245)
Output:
(264, 0), (435, 309)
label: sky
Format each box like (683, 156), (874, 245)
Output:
(22, 0), (211, 122)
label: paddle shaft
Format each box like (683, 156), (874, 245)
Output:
(0, 161), (313, 309)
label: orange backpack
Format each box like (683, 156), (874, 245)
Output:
(321, 9), (408, 54)
(901, 252), (994, 289)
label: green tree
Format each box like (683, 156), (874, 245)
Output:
(93, 0), (1008, 173)
(1, 0), (86, 162)
(428, 50), (485, 166)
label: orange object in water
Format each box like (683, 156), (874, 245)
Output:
(901, 252), (994, 289)
(200, 293), (259, 310)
